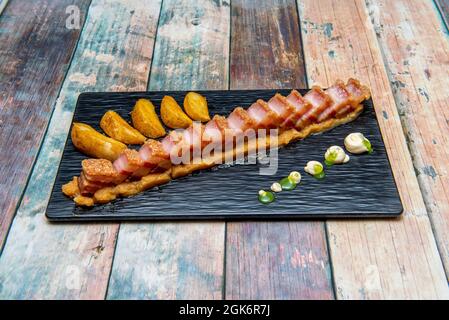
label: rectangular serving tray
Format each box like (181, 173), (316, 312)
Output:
(46, 90), (403, 221)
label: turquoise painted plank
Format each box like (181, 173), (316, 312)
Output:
(107, 0), (230, 300)
(0, 0), (90, 248)
(0, 0), (162, 299)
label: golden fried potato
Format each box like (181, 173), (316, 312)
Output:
(160, 96), (193, 129)
(100, 110), (146, 144)
(130, 99), (166, 138)
(183, 92), (210, 122)
(71, 122), (127, 161)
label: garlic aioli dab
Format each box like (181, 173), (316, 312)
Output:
(344, 132), (373, 154)
(304, 161), (325, 179)
(324, 146), (350, 165)
(288, 171), (302, 183)
(271, 182), (282, 193)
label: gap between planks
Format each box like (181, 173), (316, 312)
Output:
(225, 0), (334, 300)
(106, 0), (230, 300)
(365, 0), (449, 279)
(434, 0), (449, 29)
(298, 0), (449, 299)
(0, 0), (91, 249)
(0, 0), (162, 299)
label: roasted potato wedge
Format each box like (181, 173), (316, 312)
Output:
(183, 92), (210, 122)
(131, 99), (166, 138)
(71, 122), (127, 161)
(160, 95), (193, 129)
(100, 110), (146, 144)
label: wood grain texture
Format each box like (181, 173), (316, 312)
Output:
(298, 0), (449, 299)
(435, 0), (449, 28)
(226, 222), (333, 299)
(0, 0), (90, 248)
(230, 0), (307, 89)
(225, 0), (334, 300)
(107, 0), (230, 300)
(0, 0), (8, 15)
(366, 0), (449, 279)
(0, 0), (161, 299)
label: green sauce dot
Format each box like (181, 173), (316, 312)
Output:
(314, 171), (326, 180)
(258, 191), (275, 204)
(363, 138), (373, 154)
(325, 150), (337, 166)
(280, 177), (297, 190)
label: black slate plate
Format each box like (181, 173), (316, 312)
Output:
(46, 90), (403, 221)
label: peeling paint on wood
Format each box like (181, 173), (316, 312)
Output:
(299, 0), (449, 299)
(108, 223), (225, 300)
(1, 0), (447, 301)
(0, 0), (90, 248)
(226, 0), (333, 300)
(226, 222), (333, 299)
(107, 0), (230, 300)
(0, 0), (161, 299)
(366, 0), (449, 280)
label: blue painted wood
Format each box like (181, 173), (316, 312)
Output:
(0, 0), (162, 299)
(107, 0), (230, 300)
(0, 0), (90, 248)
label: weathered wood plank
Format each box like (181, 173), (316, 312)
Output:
(107, 0), (230, 300)
(0, 0), (90, 248)
(435, 0), (449, 28)
(298, 0), (449, 299)
(0, 0), (161, 299)
(0, 0), (8, 15)
(366, 0), (449, 279)
(225, 0), (334, 300)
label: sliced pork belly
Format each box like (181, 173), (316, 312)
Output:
(247, 100), (280, 129)
(227, 107), (255, 135)
(182, 123), (205, 150)
(203, 115), (229, 145)
(113, 148), (151, 179)
(131, 166), (152, 179)
(298, 86), (332, 129)
(318, 80), (353, 122)
(78, 172), (113, 196)
(81, 159), (125, 185)
(334, 79), (370, 118)
(335, 105), (353, 118)
(161, 131), (184, 158)
(113, 149), (144, 176)
(267, 94), (295, 129)
(284, 90), (313, 128)
(346, 78), (371, 105)
(140, 139), (171, 171)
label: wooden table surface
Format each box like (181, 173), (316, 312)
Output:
(0, 0), (448, 300)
